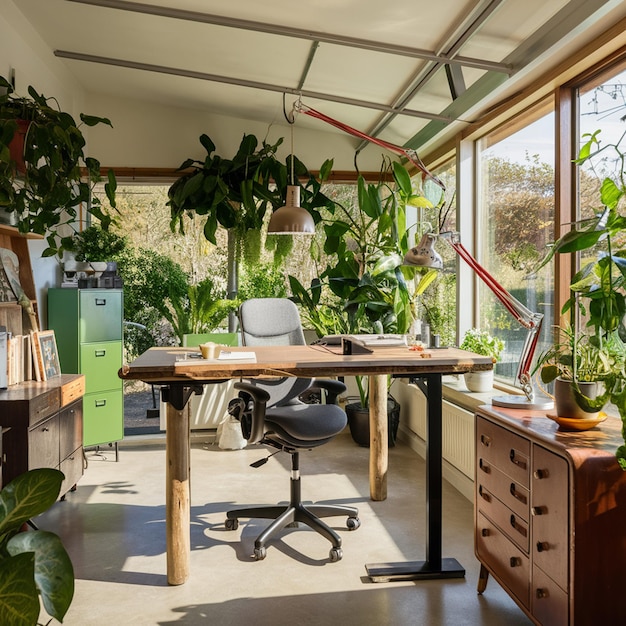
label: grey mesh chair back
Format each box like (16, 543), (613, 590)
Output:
(238, 298), (311, 408)
(239, 298), (306, 346)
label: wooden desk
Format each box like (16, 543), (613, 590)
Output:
(120, 344), (491, 585)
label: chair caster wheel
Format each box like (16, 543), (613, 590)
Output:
(225, 518), (239, 531)
(347, 516), (360, 530)
(254, 546), (267, 561)
(329, 547), (343, 562)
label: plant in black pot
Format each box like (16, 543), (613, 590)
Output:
(0, 76), (117, 257)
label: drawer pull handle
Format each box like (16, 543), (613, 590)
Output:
(95, 350), (106, 357)
(509, 557), (521, 568)
(95, 400), (107, 408)
(509, 483), (527, 504)
(95, 299), (107, 306)
(509, 449), (527, 470)
(536, 588), (549, 599)
(510, 515), (527, 537)
(533, 468), (549, 480)
(481, 528), (490, 537)
(479, 459), (490, 474)
(536, 541), (550, 553)
(531, 506), (546, 516)
(478, 485), (491, 502)
(480, 434), (491, 447)
(41, 427), (49, 432)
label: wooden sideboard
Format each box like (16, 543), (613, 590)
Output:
(475, 404), (626, 625)
(0, 374), (85, 497)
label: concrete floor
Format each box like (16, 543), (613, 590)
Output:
(38, 431), (532, 625)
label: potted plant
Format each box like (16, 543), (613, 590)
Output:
(65, 223), (128, 278)
(0, 75), (117, 257)
(289, 161), (435, 444)
(534, 325), (621, 418)
(459, 328), (504, 392)
(536, 129), (626, 465)
(0, 468), (74, 624)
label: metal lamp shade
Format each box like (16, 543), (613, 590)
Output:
(268, 186), (315, 234)
(403, 232), (443, 269)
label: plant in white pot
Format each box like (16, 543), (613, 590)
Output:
(459, 328), (504, 392)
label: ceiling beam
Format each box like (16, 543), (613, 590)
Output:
(65, 0), (514, 74)
(54, 50), (458, 123)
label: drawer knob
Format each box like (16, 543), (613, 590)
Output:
(536, 588), (549, 599)
(480, 434), (492, 447)
(536, 541), (550, 553)
(531, 506), (546, 516)
(509, 557), (521, 568)
(481, 528), (490, 537)
(533, 468), (549, 479)
(479, 458), (490, 474)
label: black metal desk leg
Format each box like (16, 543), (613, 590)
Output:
(365, 373), (465, 582)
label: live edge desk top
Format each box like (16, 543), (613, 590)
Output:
(119, 344), (492, 586)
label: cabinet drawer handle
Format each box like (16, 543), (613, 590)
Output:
(94, 350), (107, 357)
(41, 427), (49, 432)
(509, 557), (521, 568)
(95, 298), (107, 306)
(95, 400), (107, 408)
(479, 459), (491, 474)
(478, 485), (491, 502)
(481, 528), (490, 537)
(480, 434), (491, 447)
(536, 541), (550, 553)
(533, 468), (549, 480)
(531, 506), (546, 516)
(509, 449), (527, 470)
(536, 588), (549, 599)
(510, 514), (527, 537)
(509, 483), (527, 504)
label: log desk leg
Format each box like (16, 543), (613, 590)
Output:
(161, 383), (202, 586)
(369, 374), (388, 501)
(366, 373), (465, 582)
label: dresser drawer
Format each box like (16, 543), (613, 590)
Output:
(476, 512), (530, 609)
(79, 290), (123, 342)
(60, 450), (83, 496)
(28, 388), (60, 427)
(80, 342), (123, 394)
(531, 444), (569, 591)
(59, 400), (83, 459)
(477, 483), (529, 552)
(28, 415), (59, 470)
(477, 456), (529, 520)
(477, 416), (530, 488)
(532, 564), (568, 626)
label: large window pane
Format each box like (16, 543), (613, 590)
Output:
(477, 107), (555, 384)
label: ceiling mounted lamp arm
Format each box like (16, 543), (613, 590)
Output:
(295, 102), (446, 190)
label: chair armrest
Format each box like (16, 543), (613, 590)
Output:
(232, 382), (270, 444)
(310, 379), (347, 404)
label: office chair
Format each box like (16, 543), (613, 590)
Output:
(225, 298), (360, 561)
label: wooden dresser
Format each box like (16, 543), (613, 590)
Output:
(0, 374), (85, 497)
(475, 404), (626, 625)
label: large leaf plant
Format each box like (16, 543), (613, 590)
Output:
(537, 129), (626, 467)
(0, 468), (74, 625)
(0, 76), (117, 258)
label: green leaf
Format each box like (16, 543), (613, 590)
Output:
(199, 134), (216, 156)
(8, 531), (74, 622)
(392, 161), (412, 197)
(0, 552), (39, 626)
(600, 178), (622, 209)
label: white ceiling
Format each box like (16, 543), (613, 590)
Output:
(12, 0), (626, 157)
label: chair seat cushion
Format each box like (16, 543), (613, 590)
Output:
(265, 403), (347, 447)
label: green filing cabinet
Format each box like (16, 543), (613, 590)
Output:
(48, 288), (123, 447)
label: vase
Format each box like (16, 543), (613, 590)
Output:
(88, 261), (108, 278)
(463, 370), (494, 393)
(553, 377), (601, 419)
(345, 397), (400, 447)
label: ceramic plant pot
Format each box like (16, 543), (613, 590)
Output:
(463, 369), (494, 393)
(553, 377), (601, 419)
(345, 397), (400, 447)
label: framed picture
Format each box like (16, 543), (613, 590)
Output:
(34, 330), (61, 381)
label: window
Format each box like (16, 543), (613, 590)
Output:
(476, 103), (555, 383)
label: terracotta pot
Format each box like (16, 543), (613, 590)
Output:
(553, 377), (600, 419)
(464, 369), (494, 393)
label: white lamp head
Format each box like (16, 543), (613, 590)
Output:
(267, 185), (315, 234)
